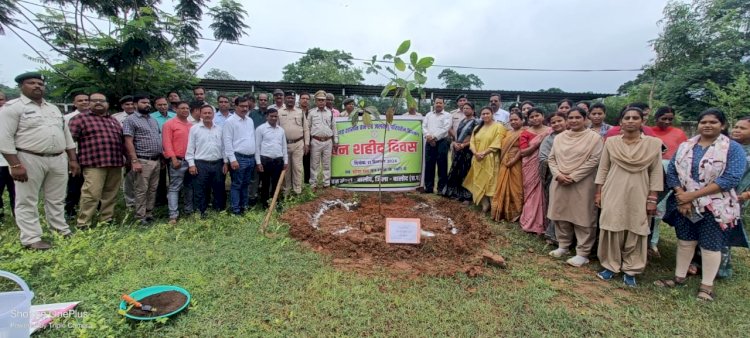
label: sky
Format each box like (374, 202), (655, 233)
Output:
(0, 0), (671, 94)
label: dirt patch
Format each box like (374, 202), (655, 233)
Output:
(127, 291), (188, 317)
(282, 189), (504, 277)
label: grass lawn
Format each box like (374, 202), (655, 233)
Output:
(0, 190), (749, 337)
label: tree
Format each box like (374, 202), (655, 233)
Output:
(281, 48), (364, 84)
(437, 68), (484, 90)
(0, 83), (20, 100)
(706, 72), (750, 126)
(618, 0), (750, 119)
(204, 68), (237, 80)
(2, 0), (249, 102)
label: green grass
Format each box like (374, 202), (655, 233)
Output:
(0, 191), (749, 337)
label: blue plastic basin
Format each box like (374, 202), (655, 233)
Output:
(119, 285), (191, 321)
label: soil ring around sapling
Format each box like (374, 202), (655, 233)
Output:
(281, 189), (507, 277)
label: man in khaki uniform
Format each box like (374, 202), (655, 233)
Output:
(278, 90), (309, 194)
(0, 72), (80, 250)
(449, 94), (468, 140)
(308, 90), (337, 188)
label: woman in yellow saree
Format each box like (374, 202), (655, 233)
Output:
(493, 111), (525, 222)
(464, 106), (507, 213)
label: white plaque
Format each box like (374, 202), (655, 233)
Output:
(385, 218), (421, 244)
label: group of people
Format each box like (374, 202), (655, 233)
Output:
(429, 94), (748, 302)
(1, 72), (748, 302)
(0, 72), (361, 251)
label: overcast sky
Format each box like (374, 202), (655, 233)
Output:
(0, 0), (671, 94)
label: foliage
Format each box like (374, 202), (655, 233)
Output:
(706, 72), (750, 125)
(600, 82), (667, 125)
(0, 0), (19, 35)
(204, 68), (237, 80)
(281, 48), (364, 85)
(0, 83), (20, 99)
(619, 0), (750, 119)
(5, 0), (248, 102)
(437, 68), (484, 90)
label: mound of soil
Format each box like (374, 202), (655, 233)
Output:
(126, 291), (188, 317)
(281, 189), (505, 277)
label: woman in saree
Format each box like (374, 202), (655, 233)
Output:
(539, 112), (568, 244)
(492, 111), (525, 222)
(463, 106), (507, 213)
(440, 102), (478, 202)
(656, 109), (746, 301)
(519, 108), (552, 234)
(548, 107), (604, 267)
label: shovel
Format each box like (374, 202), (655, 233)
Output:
(122, 294), (157, 312)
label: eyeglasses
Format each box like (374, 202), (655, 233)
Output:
(90, 99), (107, 103)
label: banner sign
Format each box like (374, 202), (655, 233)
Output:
(331, 116), (423, 191)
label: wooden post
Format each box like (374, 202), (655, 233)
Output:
(260, 169), (287, 236)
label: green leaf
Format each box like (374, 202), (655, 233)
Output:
(406, 96), (417, 113)
(358, 99), (366, 108)
(417, 56), (434, 69)
(350, 112), (359, 127)
(396, 40), (411, 56)
(363, 112), (373, 126)
(366, 106), (381, 120)
(386, 107), (395, 125)
(414, 72), (427, 85)
(407, 82), (416, 91)
(383, 54), (393, 60)
(394, 58), (406, 72)
(410, 52), (418, 67)
(381, 84), (397, 97)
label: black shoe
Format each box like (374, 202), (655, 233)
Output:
(25, 241), (52, 250)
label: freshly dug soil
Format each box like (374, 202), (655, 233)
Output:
(282, 189), (504, 277)
(126, 291), (188, 317)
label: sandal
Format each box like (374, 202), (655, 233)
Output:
(697, 287), (716, 302)
(653, 277), (687, 288)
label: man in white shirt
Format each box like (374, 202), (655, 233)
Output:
(255, 108), (288, 208)
(422, 96), (452, 194)
(214, 95), (234, 127)
(64, 92), (90, 220)
(186, 105), (228, 218)
(490, 93), (510, 124)
(223, 96), (256, 215)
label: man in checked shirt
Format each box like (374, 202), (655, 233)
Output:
(68, 92), (124, 228)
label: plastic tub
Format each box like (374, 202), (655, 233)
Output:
(0, 270), (34, 338)
(119, 285), (191, 321)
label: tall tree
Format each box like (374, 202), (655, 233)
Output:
(4, 0), (249, 101)
(437, 68), (484, 90)
(204, 68), (237, 80)
(618, 0), (750, 119)
(281, 48), (364, 84)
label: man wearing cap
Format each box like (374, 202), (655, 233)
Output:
(187, 105), (228, 218)
(326, 93), (341, 117)
(449, 94), (468, 140)
(278, 90), (308, 194)
(68, 92), (124, 228)
(162, 101), (194, 224)
(112, 95), (135, 126)
(64, 92), (90, 220)
(123, 94), (162, 225)
(341, 98), (355, 118)
(308, 90), (336, 189)
(298, 92), (312, 184)
(0, 72), (79, 250)
(270, 89), (284, 110)
(223, 96), (256, 215)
